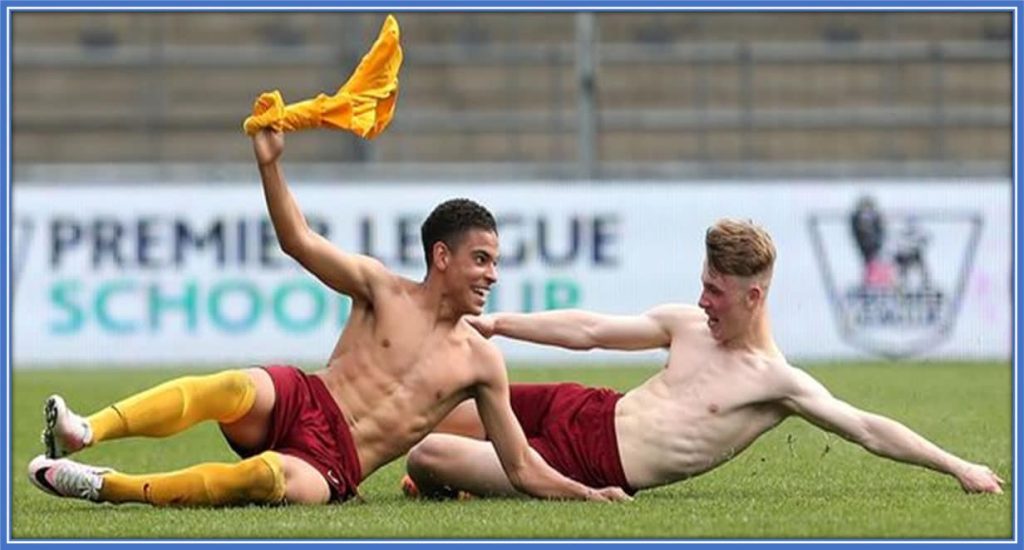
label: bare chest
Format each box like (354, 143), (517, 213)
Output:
(329, 308), (478, 413)
(616, 360), (787, 487)
(659, 351), (773, 412)
(624, 347), (788, 443)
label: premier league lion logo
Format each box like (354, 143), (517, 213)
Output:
(807, 196), (983, 359)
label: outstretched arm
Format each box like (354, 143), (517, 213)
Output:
(253, 129), (389, 303)
(468, 304), (686, 351)
(781, 367), (1004, 494)
(472, 342), (631, 502)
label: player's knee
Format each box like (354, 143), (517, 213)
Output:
(210, 370), (254, 399)
(219, 452), (286, 505)
(276, 454), (331, 504)
(200, 370), (257, 423)
(407, 435), (447, 475)
(406, 441), (429, 476)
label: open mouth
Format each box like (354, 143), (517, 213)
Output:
(471, 286), (490, 300)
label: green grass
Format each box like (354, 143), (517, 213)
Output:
(10, 362), (1014, 539)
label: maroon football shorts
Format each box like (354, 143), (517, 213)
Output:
(509, 383), (635, 495)
(225, 365), (362, 503)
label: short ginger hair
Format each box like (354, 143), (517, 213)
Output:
(705, 218), (776, 279)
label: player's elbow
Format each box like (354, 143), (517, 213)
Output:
(278, 230), (314, 261)
(504, 456), (542, 496)
(506, 470), (529, 494)
(276, 233), (304, 257)
(570, 325), (602, 351)
(853, 431), (881, 454)
(847, 416), (884, 453)
(563, 338), (597, 351)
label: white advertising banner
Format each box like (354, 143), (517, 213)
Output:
(12, 180), (1012, 367)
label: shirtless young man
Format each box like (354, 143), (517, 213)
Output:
(26, 129), (630, 507)
(404, 219), (1005, 498)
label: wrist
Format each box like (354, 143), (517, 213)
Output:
(948, 458), (972, 478)
(491, 314), (508, 336)
(575, 481), (596, 500)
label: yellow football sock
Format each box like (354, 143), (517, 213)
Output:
(99, 452), (286, 507)
(87, 370), (256, 444)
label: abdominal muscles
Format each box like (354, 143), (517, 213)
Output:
(617, 394), (785, 490)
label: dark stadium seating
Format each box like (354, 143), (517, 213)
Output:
(11, 12), (1011, 167)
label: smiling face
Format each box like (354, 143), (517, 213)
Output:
(433, 228), (499, 315)
(420, 198), (500, 315)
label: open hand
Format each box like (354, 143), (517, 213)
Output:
(585, 486), (633, 502)
(465, 314), (496, 338)
(957, 463), (1005, 494)
(252, 129), (284, 166)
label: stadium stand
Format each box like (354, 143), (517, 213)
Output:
(11, 12), (1011, 177)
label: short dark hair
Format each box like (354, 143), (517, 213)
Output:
(421, 198), (498, 269)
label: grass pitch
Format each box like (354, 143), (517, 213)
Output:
(10, 361), (1014, 540)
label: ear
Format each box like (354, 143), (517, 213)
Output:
(745, 284), (763, 308)
(432, 241), (451, 271)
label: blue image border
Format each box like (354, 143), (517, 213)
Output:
(0, 1), (1019, 548)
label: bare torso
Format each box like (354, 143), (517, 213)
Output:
(615, 307), (791, 490)
(311, 277), (484, 480)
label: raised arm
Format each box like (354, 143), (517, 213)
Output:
(468, 304), (687, 351)
(471, 341), (631, 502)
(253, 129), (390, 302)
(780, 367), (1004, 494)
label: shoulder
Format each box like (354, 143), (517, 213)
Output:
(370, 273), (423, 304)
(356, 253), (398, 287)
(454, 325), (505, 391)
(767, 361), (828, 400)
(464, 323), (503, 364)
(346, 271), (408, 313)
(647, 303), (704, 321)
(644, 303), (705, 336)
(461, 322), (507, 385)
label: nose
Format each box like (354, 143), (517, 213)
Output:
(485, 263), (498, 285)
(698, 292), (710, 309)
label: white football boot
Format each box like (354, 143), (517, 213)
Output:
(27, 455), (109, 502)
(41, 395), (92, 459)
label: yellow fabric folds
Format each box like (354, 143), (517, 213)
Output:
(243, 15), (402, 139)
